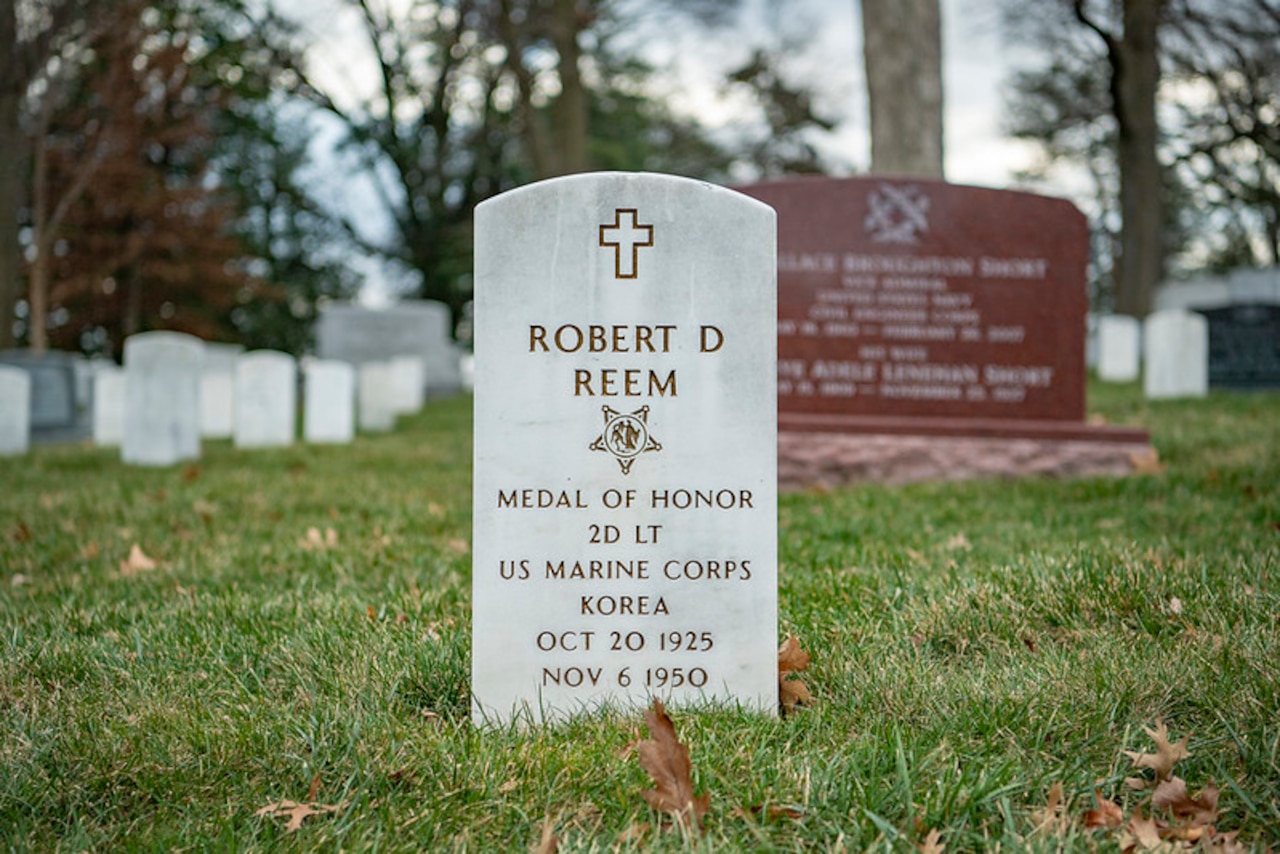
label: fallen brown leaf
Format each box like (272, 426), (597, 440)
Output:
(778, 636), (813, 713)
(120, 543), (158, 575)
(533, 818), (558, 854)
(1129, 448), (1163, 474)
(635, 699), (709, 832)
(1151, 777), (1218, 827)
(306, 773), (322, 802)
(1121, 809), (1164, 851)
(1031, 781), (1068, 836)
(917, 828), (945, 854)
(730, 804), (805, 822)
(1123, 718), (1191, 782)
(299, 526), (338, 551)
(11, 522), (32, 543)
(1203, 830), (1247, 854)
(254, 799), (341, 832)
(1083, 789), (1124, 829)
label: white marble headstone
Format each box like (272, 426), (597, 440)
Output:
(200, 342), (242, 439)
(357, 361), (396, 432)
(1144, 310), (1208, 399)
(122, 331), (203, 466)
(92, 365), (125, 446)
(472, 172), (778, 725)
(388, 355), (426, 414)
(0, 365), (31, 456)
(233, 350), (297, 448)
(304, 359), (356, 444)
(1097, 314), (1141, 382)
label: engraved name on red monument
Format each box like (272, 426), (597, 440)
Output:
(741, 177), (1090, 430)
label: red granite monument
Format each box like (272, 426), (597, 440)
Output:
(739, 177), (1153, 485)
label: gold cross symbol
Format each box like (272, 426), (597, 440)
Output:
(599, 209), (654, 279)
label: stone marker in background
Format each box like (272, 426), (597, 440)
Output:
(357, 361), (396, 432)
(738, 177), (1152, 486)
(1200, 303), (1280, 389)
(233, 350), (297, 448)
(316, 300), (464, 396)
(1154, 266), (1280, 389)
(200, 342), (242, 439)
(1097, 315), (1141, 382)
(304, 359), (356, 444)
(388, 355), (426, 414)
(0, 350), (78, 430)
(472, 172), (778, 725)
(123, 331), (203, 466)
(0, 365), (31, 456)
(92, 365), (125, 446)
(1144, 310), (1208, 399)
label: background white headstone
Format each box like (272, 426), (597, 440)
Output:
(316, 300), (464, 396)
(304, 359), (356, 444)
(1144, 309), (1208, 399)
(0, 365), (31, 456)
(357, 361), (396, 432)
(92, 365), (125, 446)
(200, 342), (242, 439)
(1097, 314), (1141, 382)
(233, 350), (297, 448)
(388, 354), (426, 414)
(123, 331), (203, 466)
(472, 172), (778, 725)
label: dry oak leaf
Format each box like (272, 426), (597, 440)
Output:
(1083, 789), (1125, 829)
(636, 699), (709, 832)
(120, 544), (158, 575)
(1129, 448), (1163, 474)
(1123, 718), (1191, 782)
(1151, 777), (1218, 827)
(1031, 781), (1068, 836)
(533, 818), (558, 854)
(778, 636), (813, 712)
(253, 799), (342, 832)
(729, 804), (805, 822)
(299, 526), (338, 551)
(1120, 809), (1165, 851)
(917, 828), (945, 854)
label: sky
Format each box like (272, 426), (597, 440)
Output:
(275, 0), (1054, 300)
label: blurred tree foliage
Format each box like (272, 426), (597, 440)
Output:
(12, 0), (356, 357)
(4, 0), (844, 352)
(1003, 0), (1280, 311)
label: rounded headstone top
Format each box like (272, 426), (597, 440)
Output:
(123, 331), (204, 366)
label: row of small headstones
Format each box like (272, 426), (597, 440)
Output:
(0, 331), (460, 460)
(1091, 309), (1209, 398)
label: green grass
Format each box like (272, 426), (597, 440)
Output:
(2, 384), (1278, 851)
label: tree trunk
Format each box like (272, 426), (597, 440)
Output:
(0, 1), (22, 349)
(549, 0), (588, 175)
(1112, 0), (1162, 316)
(860, 0), (944, 178)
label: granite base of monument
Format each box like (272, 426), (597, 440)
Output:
(779, 426), (1153, 488)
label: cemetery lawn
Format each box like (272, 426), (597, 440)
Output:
(2, 385), (1277, 852)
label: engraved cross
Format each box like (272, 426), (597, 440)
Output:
(599, 209), (654, 279)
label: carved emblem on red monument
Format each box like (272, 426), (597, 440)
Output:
(590, 405), (662, 474)
(864, 184), (930, 245)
